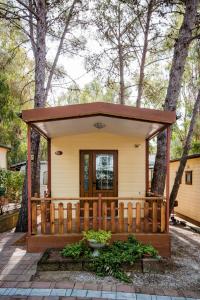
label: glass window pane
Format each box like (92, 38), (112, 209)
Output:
(96, 154), (114, 190)
(84, 154), (89, 191)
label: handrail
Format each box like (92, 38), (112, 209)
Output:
(31, 196), (165, 201)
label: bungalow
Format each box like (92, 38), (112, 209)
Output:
(0, 144), (11, 170)
(21, 102), (176, 256)
(170, 154), (200, 227)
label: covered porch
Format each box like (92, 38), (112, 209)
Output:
(22, 102), (176, 256)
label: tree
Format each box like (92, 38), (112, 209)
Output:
(151, 0), (198, 196)
(86, 0), (141, 104)
(0, 0), (85, 231)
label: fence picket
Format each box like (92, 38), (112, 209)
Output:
(50, 203), (55, 234)
(41, 202), (46, 234)
(93, 201), (98, 230)
(127, 202), (133, 233)
(136, 202), (141, 233)
(76, 202), (80, 232)
(161, 203), (166, 232)
(111, 201), (115, 233)
(144, 202), (149, 233)
(119, 202), (124, 232)
(58, 203), (64, 234)
(31, 203), (37, 234)
(67, 203), (72, 233)
(152, 201), (158, 233)
(84, 201), (89, 231)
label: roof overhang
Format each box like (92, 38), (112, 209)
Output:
(22, 102), (176, 139)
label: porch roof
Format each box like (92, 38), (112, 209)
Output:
(22, 102), (176, 139)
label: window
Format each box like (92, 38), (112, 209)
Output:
(185, 171), (192, 185)
(43, 171), (48, 185)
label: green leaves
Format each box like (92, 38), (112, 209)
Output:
(61, 234), (158, 282)
(83, 230), (111, 244)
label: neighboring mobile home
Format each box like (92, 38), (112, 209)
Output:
(21, 102), (176, 256)
(0, 144), (11, 170)
(170, 154), (200, 226)
(10, 161), (48, 197)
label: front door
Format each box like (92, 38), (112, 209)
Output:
(80, 150), (118, 217)
(80, 150), (118, 198)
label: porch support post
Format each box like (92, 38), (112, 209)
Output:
(27, 124), (32, 236)
(166, 126), (170, 233)
(47, 138), (51, 197)
(145, 138), (149, 196)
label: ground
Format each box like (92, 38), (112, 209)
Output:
(0, 225), (199, 299)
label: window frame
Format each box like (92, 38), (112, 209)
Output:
(185, 170), (192, 185)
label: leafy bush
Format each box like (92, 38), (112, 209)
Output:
(0, 169), (24, 202)
(83, 230), (111, 244)
(61, 241), (92, 259)
(61, 235), (158, 282)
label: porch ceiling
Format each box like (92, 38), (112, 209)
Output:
(22, 102), (176, 139)
(34, 116), (163, 139)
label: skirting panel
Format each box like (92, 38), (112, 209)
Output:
(27, 233), (171, 257)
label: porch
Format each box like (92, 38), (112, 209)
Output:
(22, 102), (176, 256)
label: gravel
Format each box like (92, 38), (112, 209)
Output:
(34, 225), (200, 290)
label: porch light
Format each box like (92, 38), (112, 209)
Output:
(55, 150), (63, 155)
(93, 122), (106, 129)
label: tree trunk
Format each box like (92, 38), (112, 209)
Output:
(16, 0), (47, 232)
(169, 89), (200, 213)
(15, 164), (28, 232)
(136, 0), (153, 107)
(151, 0), (197, 195)
(119, 43), (125, 104)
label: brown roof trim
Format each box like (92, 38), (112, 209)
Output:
(0, 144), (11, 150)
(22, 102), (176, 125)
(170, 153), (200, 163)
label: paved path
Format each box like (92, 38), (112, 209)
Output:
(0, 287), (199, 299)
(0, 232), (199, 300)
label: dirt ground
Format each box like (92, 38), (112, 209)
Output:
(34, 225), (200, 291)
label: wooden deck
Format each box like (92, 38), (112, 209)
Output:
(27, 195), (170, 256)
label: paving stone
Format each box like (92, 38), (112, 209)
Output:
(151, 296), (171, 300)
(31, 282), (52, 288)
(101, 291), (116, 299)
(0, 288), (8, 295)
(84, 283), (99, 290)
(50, 289), (68, 296)
(71, 289), (87, 297)
(74, 282), (85, 289)
(16, 282), (32, 288)
(29, 288), (52, 296)
(44, 296), (59, 300)
(136, 294), (152, 300)
(55, 281), (75, 289)
(116, 292), (136, 299)
(86, 290), (102, 298)
(2, 281), (18, 288)
(14, 288), (32, 296)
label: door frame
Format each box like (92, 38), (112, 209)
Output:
(79, 150), (118, 197)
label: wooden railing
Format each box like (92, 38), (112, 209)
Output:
(31, 196), (166, 235)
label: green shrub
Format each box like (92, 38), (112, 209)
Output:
(83, 230), (111, 244)
(61, 234), (159, 282)
(0, 169), (24, 202)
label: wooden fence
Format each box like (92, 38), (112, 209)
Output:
(31, 196), (166, 235)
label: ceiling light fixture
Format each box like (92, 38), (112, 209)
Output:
(93, 122), (106, 129)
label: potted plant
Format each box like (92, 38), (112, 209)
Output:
(83, 230), (111, 256)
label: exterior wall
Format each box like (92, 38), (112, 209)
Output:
(20, 161), (47, 197)
(0, 148), (8, 169)
(170, 158), (200, 223)
(51, 132), (145, 198)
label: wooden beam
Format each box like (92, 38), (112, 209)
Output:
(22, 102), (176, 125)
(47, 138), (51, 197)
(145, 139), (149, 195)
(166, 126), (170, 233)
(27, 124), (32, 236)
